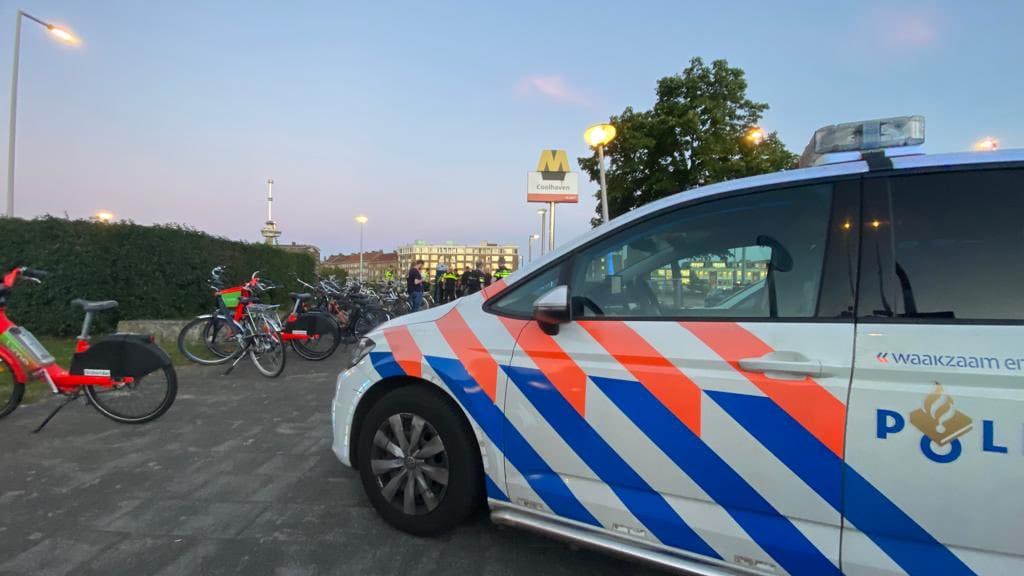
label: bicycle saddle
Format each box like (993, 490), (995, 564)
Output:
(289, 292), (313, 302)
(71, 299), (119, 312)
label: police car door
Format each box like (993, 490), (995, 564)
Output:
(845, 166), (1024, 575)
(500, 180), (859, 574)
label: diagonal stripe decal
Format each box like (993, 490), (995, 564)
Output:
(485, 473), (509, 502)
(500, 319), (588, 416)
(581, 321), (702, 436)
(369, 351), (405, 379)
(436, 310), (499, 402)
(593, 375), (840, 576)
(708, 390), (974, 576)
(504, 364), (719, 559)
(682, 322), (846, 457)
(423, 355), (599, 527)
(481, 279), (508, 301)
(381, 325), (423, 378)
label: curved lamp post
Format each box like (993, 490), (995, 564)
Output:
(7, 10), (79, 217)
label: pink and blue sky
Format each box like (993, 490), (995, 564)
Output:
(2, 0), (1021, 257)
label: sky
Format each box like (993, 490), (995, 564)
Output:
(2, 0), (1022, 258)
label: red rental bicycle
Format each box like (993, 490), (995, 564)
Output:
(0, 267), (177, 430)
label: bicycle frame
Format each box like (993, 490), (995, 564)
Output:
(214, 272), (318, 343)
(0, 269), (128, 394)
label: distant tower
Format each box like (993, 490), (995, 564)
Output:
(260, 178), (282, 245)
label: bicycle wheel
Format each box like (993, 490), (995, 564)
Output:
(290, 313), (341, 361)
(249, 318), (286, 378)
(353, 308), (389, 335)
(85, 365), (177, 424)
(0, 357), (25, 419)
(177, 315), (241, 365)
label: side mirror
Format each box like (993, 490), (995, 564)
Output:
(532, 285), (570, 335)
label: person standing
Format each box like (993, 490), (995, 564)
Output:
(434, 261), (448, 304)
(408, 260), (425, 312)
(458, 266), (472, 297)
(463, 260), (485, 295)
(493, 256), (512, 284)
(442, 267), (459, 303)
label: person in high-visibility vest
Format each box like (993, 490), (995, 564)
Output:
(493, 257), (512, 283)
(442, 269), (459, 303)
(434, 261), (448, 304)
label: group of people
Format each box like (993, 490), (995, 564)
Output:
(405, 257), (512, 312)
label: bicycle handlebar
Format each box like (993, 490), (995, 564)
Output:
(22, 268), (48, 280)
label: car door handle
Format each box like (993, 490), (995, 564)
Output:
(738, 351), (825, 380)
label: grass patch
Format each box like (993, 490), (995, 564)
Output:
(3, 335), (189, 408)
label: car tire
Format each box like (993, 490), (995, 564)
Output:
(356, 385), (482, 536)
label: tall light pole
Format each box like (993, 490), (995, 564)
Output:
(7, 11), (79, 217)
(584, 123), (617, 224)
(527, 233), (539, 262)
(355, 215), (368, 282)
(537, 208), (547, 256)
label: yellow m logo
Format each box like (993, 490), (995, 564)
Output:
(536, 149), (570, 173)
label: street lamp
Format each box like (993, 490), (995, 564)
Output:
(537, 208), (547, 256)
(974, 137), (999, 152)
(7, 11), (79, 218)
(584, 123), (617, 224)
(527, 233), (540, 262)
(92, 210), (114, 223)
(355, 215), (368, 282)
(746, 126), (766, 145)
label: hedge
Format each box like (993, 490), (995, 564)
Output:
(0, 217), (316, 336)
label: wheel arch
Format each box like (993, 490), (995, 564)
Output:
(349, 374), (486, 473)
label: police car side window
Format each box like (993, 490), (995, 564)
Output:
(488, 265), (563, 318)
(859, 169), (1024, 322)
(569, 184), (833, 319)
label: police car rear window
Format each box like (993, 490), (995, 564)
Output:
(861, 168), (1024, 322)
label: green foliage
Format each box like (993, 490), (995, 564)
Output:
(579, 57), (798, 225)
(0, 217), (315, 336)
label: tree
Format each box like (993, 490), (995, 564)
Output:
(579, 57), (797, 225)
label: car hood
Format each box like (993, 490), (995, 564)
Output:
(373, 298), (461, 331)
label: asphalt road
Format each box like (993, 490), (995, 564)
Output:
(0, 347), (659, 576)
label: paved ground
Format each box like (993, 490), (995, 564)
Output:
(0, 347), (659, 576)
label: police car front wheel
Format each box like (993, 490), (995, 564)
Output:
(356, 385), (483, 535)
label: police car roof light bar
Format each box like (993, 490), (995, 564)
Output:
(799, 115), (925, 168)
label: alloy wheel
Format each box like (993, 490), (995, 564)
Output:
(369, 412), (450, 515)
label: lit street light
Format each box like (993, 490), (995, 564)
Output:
(527, 233), (539, 262)
(537, 208), (547, 256)
(584, 123), (617, 224)
(746, 126), (766, 145)
(7, 11), (79, 218)
(355, 215), (368, 282)
(92, 210), (114, 223)
(975, 137), (999, 152)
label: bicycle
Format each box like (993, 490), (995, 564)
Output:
(0, 267), (177, 431)
(177, 270), (287, 377)
(312, 277), (391, 343)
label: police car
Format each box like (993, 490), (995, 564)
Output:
(332, 116), (1023, 575)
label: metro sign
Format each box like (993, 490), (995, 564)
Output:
(528, 149), (579, 203)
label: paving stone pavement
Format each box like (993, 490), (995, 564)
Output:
(0, 347), (661, 576)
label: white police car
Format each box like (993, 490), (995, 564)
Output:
(332, 116), (1023, 575)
